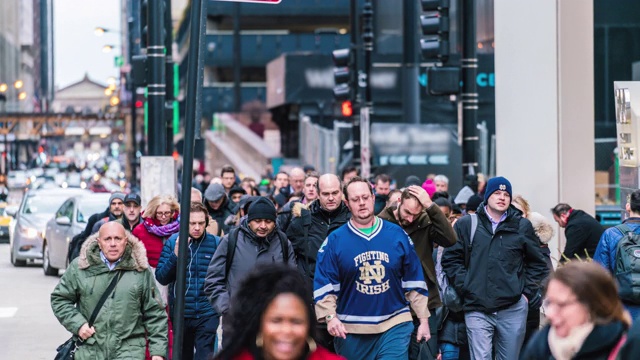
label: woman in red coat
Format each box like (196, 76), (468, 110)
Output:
(133, 194), (181, 268)
(213, 264), (344, 360)
(132, 194), (180, 360)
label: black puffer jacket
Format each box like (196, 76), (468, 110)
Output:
(442, 205), (549, 313)
(286, 200), (350, 279)
(520, 322), (626, 360)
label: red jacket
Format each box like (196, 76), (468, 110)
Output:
(233, 347), (344, 360)
(132, 216), (179, 267)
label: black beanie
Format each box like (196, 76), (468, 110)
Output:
(247, 197), (277, 222)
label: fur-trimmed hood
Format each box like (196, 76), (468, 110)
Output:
(78, 231), (150, 271)
(527, 211), (554, 244)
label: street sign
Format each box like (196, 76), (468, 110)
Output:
(214, 0), (281, 3)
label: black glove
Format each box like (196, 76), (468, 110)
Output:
(527, 291), (543, 310)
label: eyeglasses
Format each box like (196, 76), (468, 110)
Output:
(542, 298), (579, 313)
(156, 211), (173, 218)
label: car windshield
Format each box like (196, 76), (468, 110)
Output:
(77, 196), (110, 223)
(22, 195), (73, 215)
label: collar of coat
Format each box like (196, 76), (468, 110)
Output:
(77, 231), (150, 273)
(476, 204), (522, 233)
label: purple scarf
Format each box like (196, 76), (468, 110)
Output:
(144, 217), (180, 238)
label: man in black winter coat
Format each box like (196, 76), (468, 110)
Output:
(442, 177), (549, 360)
(286, 173), (350, 280)
(551, 203), (604, 262)
(286, 173), (350, 353)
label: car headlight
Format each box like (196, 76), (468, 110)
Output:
(20, 226), (39, 238)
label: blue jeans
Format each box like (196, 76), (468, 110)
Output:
(334, 321), (413, 360)
(183, 315), (220, 360)
(439, 343), (460, 360)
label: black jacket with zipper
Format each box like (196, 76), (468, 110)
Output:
(286, 200), (351, 279)
(442, 204), (549, 313)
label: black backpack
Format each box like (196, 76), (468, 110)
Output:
(225, 227), (290, 275)
(614, 224), (640, 304)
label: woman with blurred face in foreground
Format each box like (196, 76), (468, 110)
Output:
(214, 264), (344, 360)
(520, 261), (631, 360)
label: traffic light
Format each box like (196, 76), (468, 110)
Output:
(420, 0), (450, 62)
(341, 100), (353, 117)
(332, 48), (353, 101)
(131, 54), (148, 86)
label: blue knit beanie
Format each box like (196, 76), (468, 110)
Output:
(484, 176), (512, 202)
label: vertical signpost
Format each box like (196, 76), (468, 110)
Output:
(360, 0), (373, 179)
(172, 1), (281, 359)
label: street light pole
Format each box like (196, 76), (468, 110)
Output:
(173, 0), (207, 357)
(165, 0), (175, 156)
(349, 0), (361, 171)
(461, 0), (479, 176)
(360, 0), (373, 179)
(147, 0), (166, 156)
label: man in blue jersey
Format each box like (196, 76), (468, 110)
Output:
(314, 177), (431, 360)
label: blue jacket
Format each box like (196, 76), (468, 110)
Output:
(156, 232), (219, 318)
(594, 218), (640, 273)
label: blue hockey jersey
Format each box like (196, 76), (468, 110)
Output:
(314, 217), (429, 334)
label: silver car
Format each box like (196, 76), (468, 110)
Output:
(42, 192), (111, 275)
(9, 188), (90, 267)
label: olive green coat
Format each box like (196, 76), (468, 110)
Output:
(51, 233), (168, 359)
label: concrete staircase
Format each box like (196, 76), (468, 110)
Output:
(205, 113), (281, 180)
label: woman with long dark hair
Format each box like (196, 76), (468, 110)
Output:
(214, 264), (343, 360)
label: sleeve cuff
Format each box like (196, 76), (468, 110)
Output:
(406, 290), (430, 319)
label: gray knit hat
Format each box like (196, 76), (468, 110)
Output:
(109, 192), (126, 204)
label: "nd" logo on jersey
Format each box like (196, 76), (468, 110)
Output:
(359, 261), (386, 284)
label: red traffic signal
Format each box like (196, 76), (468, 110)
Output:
(341, 101), (353, 117)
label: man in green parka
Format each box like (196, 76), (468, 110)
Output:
(51, 222), (168, 360)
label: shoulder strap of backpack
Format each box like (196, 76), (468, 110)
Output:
(464, 214), (478, 268)
(608, 333), (627, 360)
(225, 228), (240, 276)
(279, 231), (289, 263)
(469, 214), (478, 246)
(616, 224), (632, 235)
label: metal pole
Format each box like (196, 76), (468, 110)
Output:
(360, 0), (373, 178)
(173, 0), (206, 357)
(403, 0), (420, 124)
(233, 3), (242, 112)
(461, 0), (479, 176)
(128, 13), (139, 187)
(165, 0), (175, 156)
(147, 0), (166, 155)
(130, 92), (137, 186)
(349, 0), (361, 170)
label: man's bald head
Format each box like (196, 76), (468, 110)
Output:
(317, 174), (342, 211)
(97, 222), (127, 262)
(289, 167), (305, 193)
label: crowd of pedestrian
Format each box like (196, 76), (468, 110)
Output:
(49, 164), (640, 359)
